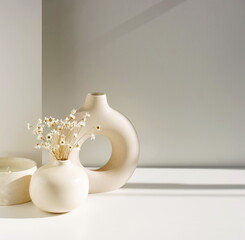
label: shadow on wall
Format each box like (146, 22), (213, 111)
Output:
(83, 0), (186, 54)
(42, 0), (187, 117)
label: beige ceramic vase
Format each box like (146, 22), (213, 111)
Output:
(30, 159), (89, 213)
(69, 93), (140, 193)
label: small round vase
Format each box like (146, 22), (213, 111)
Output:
(30, 159), (89, 213)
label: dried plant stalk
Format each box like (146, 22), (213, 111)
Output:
(28, 109), (101, 160)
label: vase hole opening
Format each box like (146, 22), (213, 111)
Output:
(88, 93), (105, 96)
(79, 135), (112, 170)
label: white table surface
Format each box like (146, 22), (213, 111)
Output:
(1, 168), (245, 240)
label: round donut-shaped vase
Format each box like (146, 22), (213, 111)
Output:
(70, 93), (139, 193)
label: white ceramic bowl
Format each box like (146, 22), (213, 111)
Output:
(0, 157), (37, 205)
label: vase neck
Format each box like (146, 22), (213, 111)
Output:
(82, 93), (110, 110)
(55, 159), (73, 166)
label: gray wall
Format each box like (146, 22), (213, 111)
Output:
(43, 0), (245, 167)
(0, 0), (42, 164)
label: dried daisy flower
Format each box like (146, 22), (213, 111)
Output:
(69, 114), (76, 120)
(28, 109), (101, 161)
(37, 118), (42, 124)
(37, 134), (44, 141)
(46, 133), (53, 141)
(90, 134), (96, 140)
(60, 139), (66, 145)
(27, 123), (33, 130)
(35, 143), (41, 149)
(71, 109), (76, 115)
(75, 143), (80, 149)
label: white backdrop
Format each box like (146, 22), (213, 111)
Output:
(0, 0), (42, 164)
(43, 0), (245, 167)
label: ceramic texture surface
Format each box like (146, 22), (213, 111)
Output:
(30, 159), (89, 213)
(68, 93), (139, 193)
(0, 157), (37, 206)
